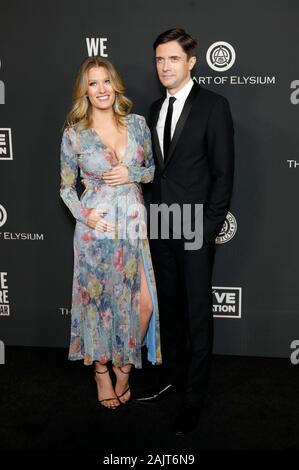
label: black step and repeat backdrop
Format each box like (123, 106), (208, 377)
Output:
(1, 0), (298, 359)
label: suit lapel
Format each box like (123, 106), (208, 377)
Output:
(149, 98), (164, 170)
(163, 82), (200, 171)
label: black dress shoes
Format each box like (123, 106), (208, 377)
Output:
(173, 403), (201, 435)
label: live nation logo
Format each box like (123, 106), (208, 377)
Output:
(0, 128), (13, 160)
(213, 287), (242, 318)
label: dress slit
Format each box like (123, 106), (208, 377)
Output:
(139, 239), (158, 364)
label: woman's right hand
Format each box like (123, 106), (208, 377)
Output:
(87, 208), (115, 232)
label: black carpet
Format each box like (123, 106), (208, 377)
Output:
(1, 346), (299, 454)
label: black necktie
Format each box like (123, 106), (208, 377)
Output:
(163, 96), (176, 161)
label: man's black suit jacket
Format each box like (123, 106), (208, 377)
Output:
(148, 82), (235, 244)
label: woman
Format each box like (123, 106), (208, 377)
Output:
(60, 56), (161, 409)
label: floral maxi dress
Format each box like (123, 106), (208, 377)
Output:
(60, 114), (161, 368)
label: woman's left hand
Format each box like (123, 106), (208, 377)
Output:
(102, 164), (130, 186)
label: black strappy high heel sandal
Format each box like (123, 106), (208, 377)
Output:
(115, 367), (131, 404)
(94, 367), (120, 409)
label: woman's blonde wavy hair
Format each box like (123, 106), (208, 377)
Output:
(65, 56), (133, 130)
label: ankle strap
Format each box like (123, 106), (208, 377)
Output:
(119, 367), (131, 374)
(95, 367), (109, 374)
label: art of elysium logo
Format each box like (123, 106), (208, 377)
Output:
(0, 204), (7, 227)
(216, 211), (237, 244)
(206, 41), (236, 72)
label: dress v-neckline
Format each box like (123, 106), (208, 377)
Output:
(91, 118), (130, 164)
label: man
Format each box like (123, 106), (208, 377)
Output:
(137, 28), (235, 435)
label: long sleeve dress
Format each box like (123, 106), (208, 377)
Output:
(60, 113), (161, 368)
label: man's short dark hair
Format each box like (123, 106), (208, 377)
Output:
(153, 28), (197, 59)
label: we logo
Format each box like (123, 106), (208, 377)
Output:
(86, 37), (108, 57)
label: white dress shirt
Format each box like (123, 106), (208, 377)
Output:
(156, 78), (194, 158)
